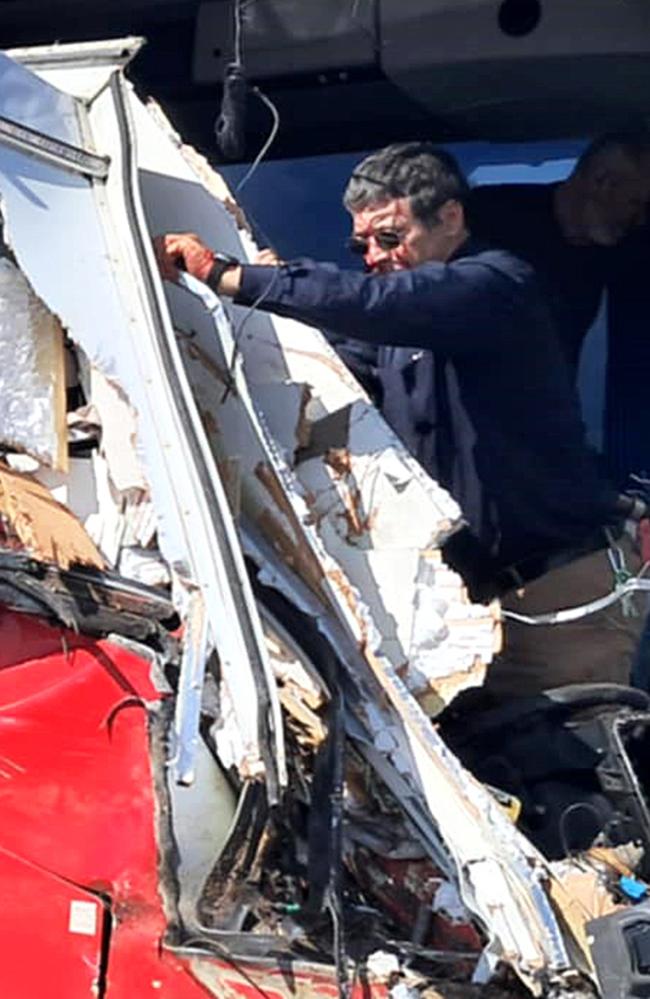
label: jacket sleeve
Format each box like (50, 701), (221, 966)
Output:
(234, 256), (524, 355)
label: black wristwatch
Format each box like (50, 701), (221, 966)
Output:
(206, 252), (240, 293)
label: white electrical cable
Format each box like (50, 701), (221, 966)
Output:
(502, 576), (650, 626)
(235, 86), (280, 194)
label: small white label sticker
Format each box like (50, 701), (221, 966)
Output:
(68, 900), (98, 936)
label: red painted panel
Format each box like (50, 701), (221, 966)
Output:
(0, 607), (388, 999)
(0, 846), (104, 999)
(0, 608), (182, 997)
(0, 608), (163, 891)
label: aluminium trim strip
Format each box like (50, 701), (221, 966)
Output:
(167, 272), (287, 795)
(171, 589), (212, 786)
(0, 114), (109, 180)
(107, 72), (285, 800)
(7, 36), (145, 70)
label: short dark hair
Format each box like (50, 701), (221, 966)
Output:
(343, 142), (470, 227)
(575, 130), (650, 175)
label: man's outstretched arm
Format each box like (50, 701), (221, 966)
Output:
(154, 232), (519, 355)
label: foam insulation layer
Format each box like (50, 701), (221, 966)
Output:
(0, 257), (67, 471)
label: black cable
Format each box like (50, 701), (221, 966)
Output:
(215, 0), (281, 175)
(215, 0), (247, 160)
(179, 937), (277, 999)
(558, 800), (609, 857)
(220, 266), (282, 403)
(325, 719), (349, 999)
(211, 0), (281, 398)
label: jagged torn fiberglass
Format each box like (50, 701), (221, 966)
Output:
(1, 36), (649, 999)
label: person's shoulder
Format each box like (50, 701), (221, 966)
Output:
(444, 245), (544, 317)
(453, 240), (536, 283)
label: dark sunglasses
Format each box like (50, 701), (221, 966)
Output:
(346, 230), (404, 256)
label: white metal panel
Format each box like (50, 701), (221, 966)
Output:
(0, 51), (286, 790)
(7, 37), (144, 103)
(0, 51), (82, 144)
(125, 92), (579, 990)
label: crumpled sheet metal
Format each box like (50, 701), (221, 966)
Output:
(407, 551), (500, 706)
(0, 50), (285, 787)
(241, 355), (498, 705)
(129, 105), (582, 991)
(162, 274), (330, 606)
(0, 257), (67, 471)
(312, 554), (571, 982)
(298, 398), (459, 549)
(213, 281), (497, 708)
(296, 400), (500, 701)
(133, 99), (499, 713)
(89, 365), (147, 493)
(242, 528), (575, 995)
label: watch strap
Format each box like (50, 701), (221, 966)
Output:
(206, 252), (240, 292)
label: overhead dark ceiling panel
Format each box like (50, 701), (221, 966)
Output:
(1, 0), (650, 162)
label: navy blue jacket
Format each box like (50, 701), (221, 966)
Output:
(235, 239), (620, 574)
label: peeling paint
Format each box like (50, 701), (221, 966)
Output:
(294, 383), (313, 454)
(324, 446), (377, 541)
(255, 461), (326, 594)
(325, 566), (369, 649)
(325, 447), (354, 479)
(179, 330), (233, 393)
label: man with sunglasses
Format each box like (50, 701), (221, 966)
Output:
(156, 141), (644, 698)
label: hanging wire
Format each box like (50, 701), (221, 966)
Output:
(219, 0), (280, 183)
(220, 266), (282, 402)
(233, 0), (244, 66)
(502, 573), (650, 626)
(559, 801), (610, 858)
(235, 86), (281, 193)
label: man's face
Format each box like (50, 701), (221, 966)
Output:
(584, 154), (650, 246)
(349, 197), (452, 273)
